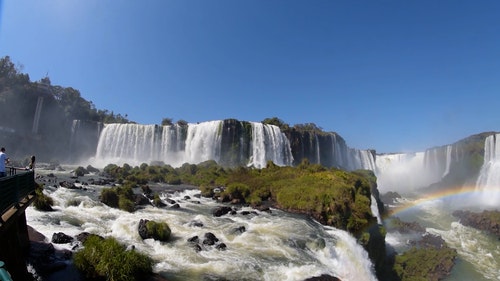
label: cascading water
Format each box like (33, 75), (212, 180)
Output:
(375, 144), (459, 194)
(247, 122), (293, 168)
(475, 133), (500, 206)
(93, 121), (224, 167)
(26, 167), (377, 281)
(95, 123), (158, 165)
(442, 145), (453, 178)
(184, 121), (223, 165)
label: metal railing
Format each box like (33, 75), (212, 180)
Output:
(0, 168), (36, 220)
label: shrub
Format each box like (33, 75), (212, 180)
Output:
(145, 220), (171, 241)
(118, 196), (135, 212)
(100, 188), (119, 208)
(74, 235), (153, 281)
(100, 186), (136, 212)
(152, 193), (162, 207)
(393, 247), (457, 281)
(74, 166), (88, 177)
(33, 185), (54, 211)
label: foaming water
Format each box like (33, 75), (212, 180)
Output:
(428, 222), (500, 281)
(389, 193), (500, 281)
(27, 175), (376, 281)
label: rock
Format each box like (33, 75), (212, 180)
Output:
(187, 236), (199, 243)
(134, 194), (151, 206)
(212, 206), (233, 217)
(453, 210), (500, 238)
(138, 219), (150, 240)
(231, 226), (246, 234)
(75, 232), (103, 244)
(51, 232), (74, 244)
(86, 165), (100, 173)
(28, 241), (74, 276)
(187, 236), (202, 252)
(387, 217), (425, 234)
(138, 219), (171, 241)
(303, 275), (341, 281)
(202, 232), (219, 246)
(59, 181), (78, 189)
(189, 220), (204, 228)
(380, 191), (402, 205)
(215, 242), (227, 251)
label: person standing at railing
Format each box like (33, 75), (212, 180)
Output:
(0, 147), (9, 177)
(28, 155), (35, 170)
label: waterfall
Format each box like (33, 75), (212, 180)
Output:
(475, 133), (500, 205)
(442, 145), (453, 178)
(247, 122), (293, 168)
(184, 120), (223, 165)
(94, 121), (223, 167)
(95, 124), (158, 166)
(375, 153), (426, 193)
(159, 124), (184, 166)
(315, 135), (321, 164)
(325, 134), (373, 171)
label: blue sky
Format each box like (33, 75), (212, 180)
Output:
(1, 0), (499, 153)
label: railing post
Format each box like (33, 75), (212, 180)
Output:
(14, 175), (20, 209)
(0, 261), (13, 281)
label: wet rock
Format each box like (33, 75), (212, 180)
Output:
(202, 232), (219, 246)
(187, 236), (199, 243)
(212, 206), (233, 217)
(59, 181), (78, 189)
(303, 275), (341, 281)
(453, 210), (500, 238)
(189, 220), (204, 228)
(138, 219), (150, 240)
(51, 232), (74, 244)
(215, 243), (227, 251)
(75, 232), (103, 243)
(231, 226), (246, 234)
(134, 194), (151, 206)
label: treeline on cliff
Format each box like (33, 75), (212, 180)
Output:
(0, 56), (130, 161)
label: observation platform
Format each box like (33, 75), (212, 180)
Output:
(0, 167), (37, 280)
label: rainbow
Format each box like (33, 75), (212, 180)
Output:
(385, 185), (500, 217)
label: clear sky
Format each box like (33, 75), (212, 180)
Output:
(1, 0), (499, 153)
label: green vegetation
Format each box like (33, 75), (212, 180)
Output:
(0, 56), (131, 160)
(145, 220), (171, 242)
(393, 247), (457, 281)
(100, 186), (135, 212)
(101, 159), (376, 234)
(73, 235), (153, 281)
(33, 183), (54, 211)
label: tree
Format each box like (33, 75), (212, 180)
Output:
(262, 117), (290, 130)
(177, 119), (188, 126)
(161, 118), (173, 126)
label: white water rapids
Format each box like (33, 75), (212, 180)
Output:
(26, 168), (377, 281)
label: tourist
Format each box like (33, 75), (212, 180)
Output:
(28, 155), (35, 170)
(0, 147), (9, 177)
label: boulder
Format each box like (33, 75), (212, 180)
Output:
(202, 232), (219, 246)
(134, 194), (151, 206)
(51, 232), (74, 244)
(138, 219), (171, 241)
(212, 206), (233, 217)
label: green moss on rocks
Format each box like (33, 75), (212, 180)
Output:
(74, 235), (153, 281)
